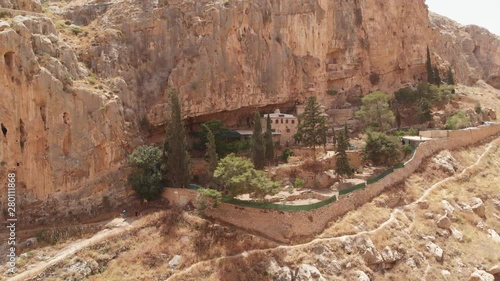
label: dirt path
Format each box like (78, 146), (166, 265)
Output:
(166, 137), (499, 280)
(9, 218), (136, 281)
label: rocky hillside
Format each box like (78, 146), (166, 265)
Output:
(1, 0), (500, 219)
(430, 12), (500, 89)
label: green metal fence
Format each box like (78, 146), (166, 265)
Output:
(188, 160), (405, 211)
(222, 195), (337, 211)
(339, 183), (366, 195)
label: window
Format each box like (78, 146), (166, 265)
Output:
(286, 119), (288, 124)
(291, 120), (295, 124)
(275, 119), (278, 124)
(281, 119), (283, 124)
(286, 128), (291, 133)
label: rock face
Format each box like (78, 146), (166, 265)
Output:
(430, 12), (500, 89)
(67, 0), (433, 128)
(0, 13), (130, 223)
(1, 0), (500, 217)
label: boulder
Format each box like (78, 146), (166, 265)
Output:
(297, 264), (326, 281)
(488, 264), (500, 275)
(417, 200), (429, 209)
(469, 269), (494, 281)
(441, 270), (451, 279)
(354, 270), (371, 281)
(426, 242), (444, 262)
(424, 212), (436, 219)
(442, 200), (455, 214)
(487, 229), (500, 243)
(450, 227), (464, 242)
(267, 258), (292, 281)
(436, 215), (452, 229)
(362, 248), (383, 265)
(471, 198), (486, 218)
(168, 255), (182, 269)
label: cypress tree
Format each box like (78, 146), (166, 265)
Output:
(395, 108), (402, 129)
(163, 90), (192, 188)
(251, 111), (266, 169)
(264, 114), (275, 163)
(204, 124), (218, 177)
(296, 96), (328, 161)
(446, 67), (455, 85)
(335, 131), (353, 180)
(433, 66), (442, 85)
(426, 47), (434, 84)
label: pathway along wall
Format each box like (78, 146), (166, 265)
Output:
(171, 124), (500, 244)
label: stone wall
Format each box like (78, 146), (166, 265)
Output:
(187, 124), (500, 243)
(419, 130), (449, 138)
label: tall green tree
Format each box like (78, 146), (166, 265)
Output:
(446, 67), (455, 85)
(251, 111), (266, 169)
(355, 91), (395, 132)
(426, 46), (434, 84)
(264, 114), (275, 163)
(418, 98), (433, 123)
(204, 124), (218, 177)
(363, 132), (403, 166)
(335, 131), (353, 179)
(433, 66), (442, 85)
(214, 154), (279, 198)
(128, 145), (164, 199)
(163, 90), (192, 188)
(295, 96), (328, 160)
(395, 108), (402, 129)
(195, 120), (229, 157)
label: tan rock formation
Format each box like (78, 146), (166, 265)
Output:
(430, 12), (500, 89)
(0, 13), (130, 223)
(64, 0), (432, 127)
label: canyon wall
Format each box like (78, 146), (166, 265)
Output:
(0, 7), (133, 223)
(1, 0), (500, 219)
(67, 0), (432, 127)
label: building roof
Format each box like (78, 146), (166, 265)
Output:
(263, 113), (297, 119)
(402, 136), (432, 142)
(226, 130), (281, 138)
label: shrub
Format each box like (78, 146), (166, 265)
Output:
(294, 178), (304, 188)
(445, 111), (470, 130)
(327, 89), (338, 96)
(128, 145), (164, 199)
(475, 102), (482, 114)
(214, 154), (279, 198)
(196, 188), (223, 210)
(282, 148), (292, 162)
(363, 132), (403, 166)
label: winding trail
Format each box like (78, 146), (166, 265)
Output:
(9, 218), (136, 281)
(166, 138), (498, 280)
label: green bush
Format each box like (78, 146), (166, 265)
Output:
(128, 145), (164, 199)
(363, 132), (403, 166)
(445, 111), (470, 130)
(196, 188), (223, 209)
(294, 178), (303, 188)
(327, 89), (338, 96)
(282, 148), (292, 162)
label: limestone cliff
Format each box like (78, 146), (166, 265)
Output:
(0, 6), (132, 223)
(1, 0), (500, 221)
(65, 0), (432, 127)
(430, 12), (500, 88)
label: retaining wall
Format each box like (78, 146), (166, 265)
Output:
(166, 124), (500, 243)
